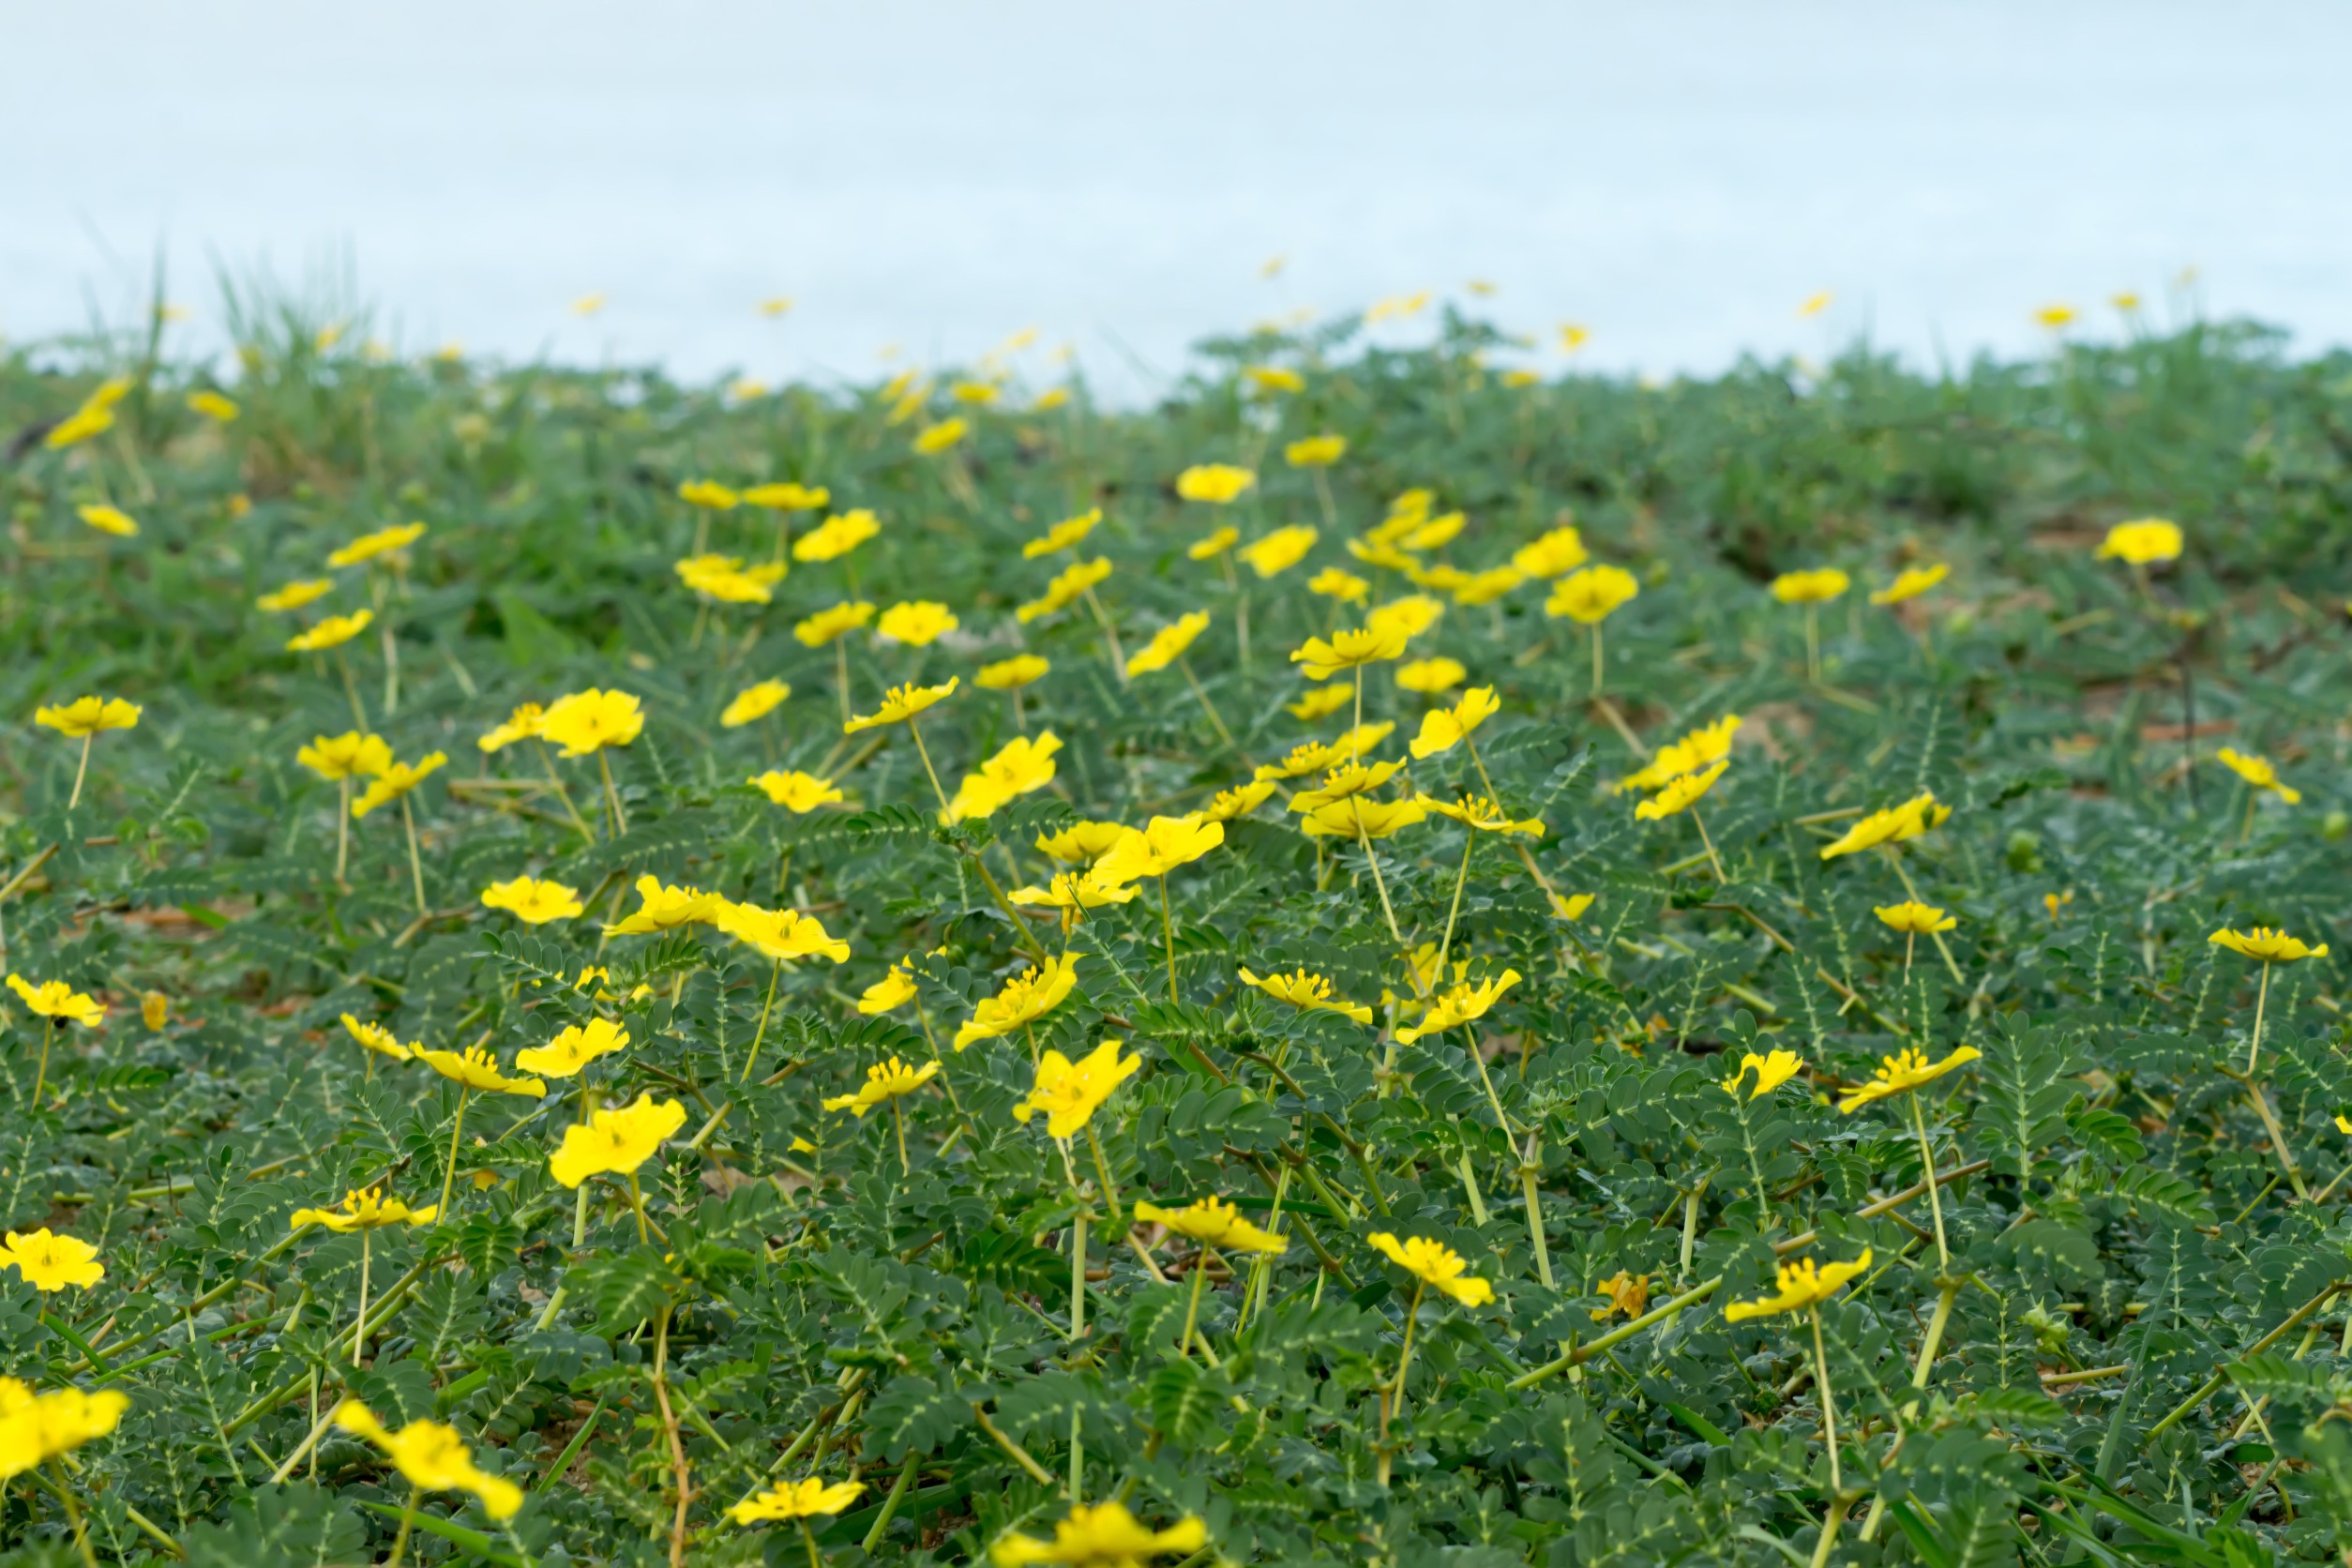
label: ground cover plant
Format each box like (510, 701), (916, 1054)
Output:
(0, 293), (2349, 1566)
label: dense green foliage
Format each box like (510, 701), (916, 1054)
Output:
(1, 300), (2350, 1566)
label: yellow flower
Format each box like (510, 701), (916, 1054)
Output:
(258, 579), (335, 612)
(1299, 794), (1428, 839)
(418, 1045), (547, 1098)
(475, 702), (546, 752)
(945, 732), (1064, 823)
(1018, 559), (1113, 623)
(1617, 716), (1741, 793)
(5, 975), (102, 1027)
(676, 554), (781, 605)
(1769, 567), (1849, 605)
(1406, 686), (1500, 760)
(1591, 1270), (1651, 1321)
(730, 1476), (867, 1526)
(1512, 526), (1588, 580)
(1124, 612), (1210, 676)
(1307, 566), (1369, 604)
(1366, 594), (1444, 642)
(548, 1093), (686, 1186)
(2217, 747), (2299, 803)
(822, 1056), (941, 1118)
(332, 1401), (521, 1520)
(1874, 900), (1957, 935)
(1235, 526), (1316, 580)
(878, 600), (959, 646)
(1186, 525), (1241, 561)
(1012, 1039), (1141, 1138)
(43, 404), (115, 449)
(795, 510), (882, 563)
(1291, 626), (1409, 681)
(2095, 518), (2182, 565)
(913, 417), (970, 454)
(750, 770), (845, 812)
(992, 1502), (1208, 1568)
(2209, 927), (2329, 963)
(1539, 563), (1638, 626)
(340, 1014), (415, 1063)
(34, 696), (142, 738)
(1243, 365), (1304, 395)
(76, 503), (138, 537)
(0, 1229), (103, 1291)
(1723, 1251), (1873, 1321)
(2034, 304), (2078, 330)
(0, 1380), (129, 1481)
(845, 677), (958, 733)
(607, 875), (723, 934)
(1285, 434), (1347, 467)
(1400, 512), (1465, 553)
(1450, 565), (1526, 606)
(141, 991), (168, 1031)
(1239, 966), (1373, 1025)
(1395, 657), (1466, 695)
(856, 962), (921, 1016)
(715, 901), (852, 964)
(480, 876), (584, 924)
(1092, 814), (1224, 890)
(327, 521), (427, 568)
(289, 1188), (437, 1233)
(516, 1018), (630, 1078)
(743, 481), (829, 511)
(1133, 1197), (1287, 1254)
(722, 679), (792, 728)
(1394, 971), (1521, 1043)
(1354, 535), (1420, 573)
(1836, 1047), (1982, 1112)
(678, 479), (740, 510)
(1287, 684), (1354, 720)
(1633, 759), (1727, 820)
(296, 732), (391, 785)
(1366, 291), (1432, 324)
(1035, 821), (1132, 865)
(1871, 564), (1949, 605)
(1421, 793), (1545, 837)
(955, 954), (1082, 1049)
(351, 751), (446, 818)
(286, 610), (375, 652)
(1367, 1232), (1493, 1305)
(1818, 792), (1951, 859)
(1289, 760), (1406, 813)
(1724, 1049), (1804, 1099)
(1545, 892), (1597, 924)
(1012, 872), (1139, 913)
(539, 689), (643, 756)
(1023, 507), (1101, 558)
(794, 600), (878, 645)
(977, 654), (1050, 689)
(1175, 464), (1256, 504)
(1203, 780), (1278, 821)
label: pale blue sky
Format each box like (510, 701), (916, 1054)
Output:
(5, 1), (2348, 395)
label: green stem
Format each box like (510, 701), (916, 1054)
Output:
(68, 733), (93, 811)
(742, 957), (782, 1082)
(1908, 1093), (1948, 1269)
(1158, 875), (1179, 1004)
(399, 793), (428, 918)
(436, 1088), (471, 1228)
(353, 1229), (371, 1364)
(386, 1485), (421, 1568)
(597, 747), (626, 836)
(1179, 1246), (1212, 1360)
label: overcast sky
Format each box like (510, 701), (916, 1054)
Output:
(5, 1), (2349, 396)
